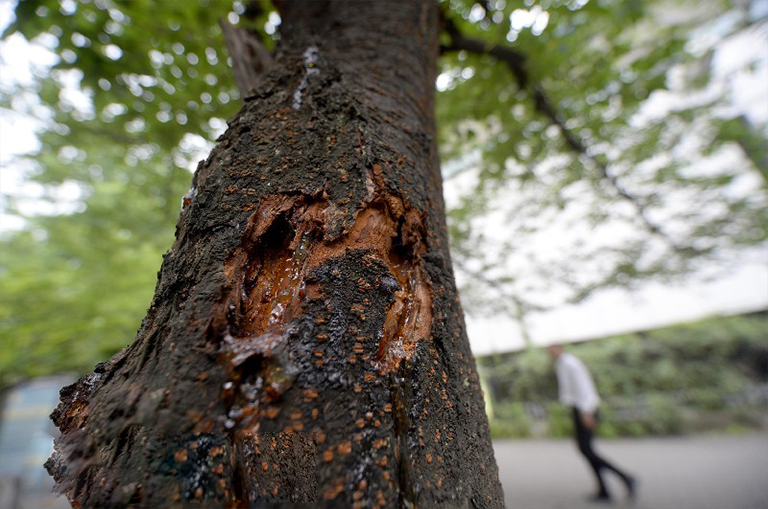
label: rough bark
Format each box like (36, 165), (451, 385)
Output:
(46, 1), (504, 507)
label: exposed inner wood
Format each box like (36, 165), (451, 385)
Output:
(216, 176), (432, 431)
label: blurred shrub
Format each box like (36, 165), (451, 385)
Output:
(546, 403), (573, 438)
(489, 419), (530, 439)
(646, 395), (685, 435)
(687, 387), (726, 411)
(481, 313), (768, 439)
(489, 402), (531, 438)
(596, 408), (620, 439)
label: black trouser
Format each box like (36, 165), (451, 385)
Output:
(572, 407), (630, 496)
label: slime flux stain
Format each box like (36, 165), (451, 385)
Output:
(377, 270), (421, 371)
(215, 184), (432, 431)
(216, 199), (312, 431)
(243, 229), (312, 333)
(292, 45), (320, 110)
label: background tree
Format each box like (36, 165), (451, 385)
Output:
(437, 0), (767, 325)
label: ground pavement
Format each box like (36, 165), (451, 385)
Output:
(4, 434), (766, 508)
(492, 434), (768, 509)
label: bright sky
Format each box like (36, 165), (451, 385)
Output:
(466, 250), (768, 354)
(0, 2), (766, 356)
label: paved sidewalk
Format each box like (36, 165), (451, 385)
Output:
(493, 434), (768, 509)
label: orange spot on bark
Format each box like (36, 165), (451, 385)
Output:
(338, 441), (352, 455)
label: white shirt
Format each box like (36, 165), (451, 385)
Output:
(556, 352), (600, 413)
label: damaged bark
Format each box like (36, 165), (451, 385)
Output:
(46, 1), (504, 507)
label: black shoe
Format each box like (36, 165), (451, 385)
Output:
(587, 493), (612, 503)
(625, 476), (637, 501)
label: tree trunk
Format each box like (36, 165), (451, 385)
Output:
(46, 1), (504, 506)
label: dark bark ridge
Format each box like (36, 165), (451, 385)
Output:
(47, 1), (503, 507)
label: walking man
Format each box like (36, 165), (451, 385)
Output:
(547, 344), (636, 502)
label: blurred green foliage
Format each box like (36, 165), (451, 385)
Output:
(0, 0), (766, 388)
(440, 0), (768, 319)
(0, 0), (243, 388)
(489, 402), (532, 439)
(481, 313), (768, 438)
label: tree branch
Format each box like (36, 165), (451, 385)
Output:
(442, 19), (685, 251)
(219, 19), (273, 99)
(452, 256), (540, 347)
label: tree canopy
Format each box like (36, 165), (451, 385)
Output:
(1, 0), (766, 387)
